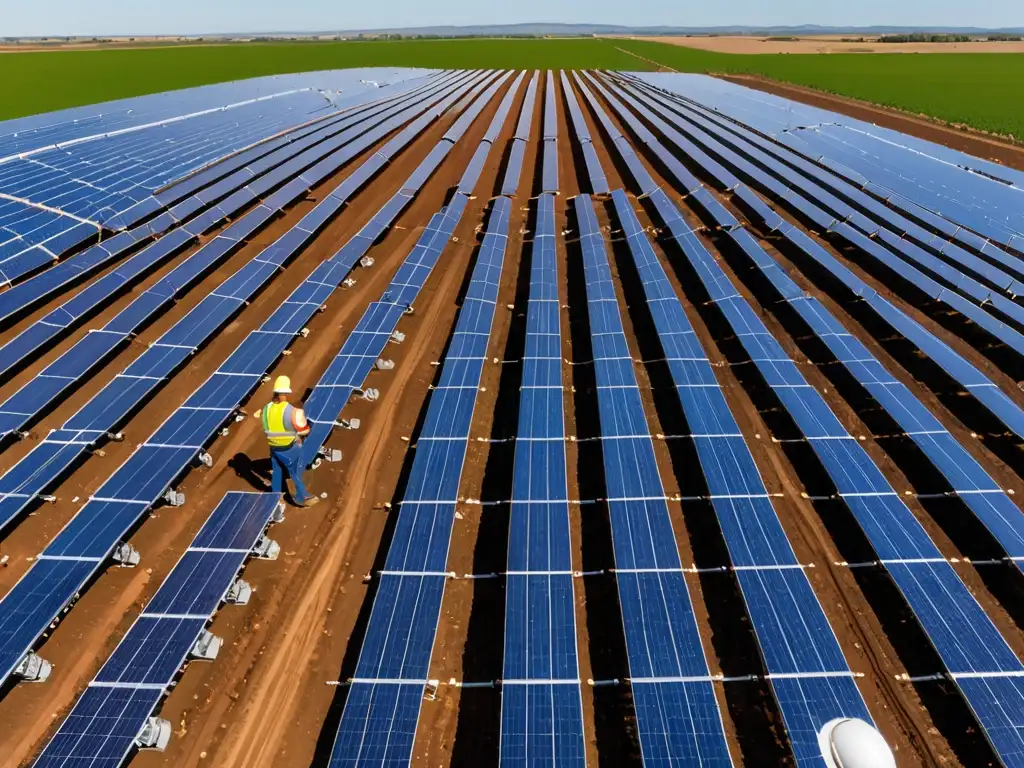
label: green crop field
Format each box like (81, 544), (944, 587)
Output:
(1, 36), (1020, 140)
(614, 39), (1024, 140)
(0, 38), (641, 120)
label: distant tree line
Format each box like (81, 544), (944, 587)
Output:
(879, 34), (972, 43)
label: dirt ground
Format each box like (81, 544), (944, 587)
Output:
(635, 34), (1024, 54)
(1, 70), (1023, 768)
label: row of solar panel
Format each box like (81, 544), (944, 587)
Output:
(497, 188), (586, 767)
(0, 74), (470, 398)
(32, 492), (282, 767)
(498, 72), (540, 198)
(604, 74), (1024, 446)
(599, 75), (1024, 765)
(0, 72), (491, 690)
(630, 73), (1024, 252)
(724, 223), (1024, 564)
(332, 77), (525, 764)
(644, 89), (1024, 354)
(558, 72), (608, 196)
(0, 77), (481, 548)
(301, 72), (511, 467)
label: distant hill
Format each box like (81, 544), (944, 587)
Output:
(308, 23), (1024, 38)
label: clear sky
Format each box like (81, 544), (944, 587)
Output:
(4, 0), (1021, 37)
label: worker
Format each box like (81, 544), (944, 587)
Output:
(255, 375), (319, 507)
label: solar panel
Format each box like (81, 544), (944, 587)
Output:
(725, 232), (1024, 565)
(597, 101), (1024, 759)
(0, 76), (488, 691)
(330, 197), (514, 767)
(560, 71), (609, 195)
(496, 192), (585, 766)
(608, 191), (872, 762)
(33, 491), (280, 766)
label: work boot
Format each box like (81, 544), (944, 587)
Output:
(302, 496), (320, 508)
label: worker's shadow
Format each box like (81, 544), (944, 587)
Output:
(228, 452), (272, 492)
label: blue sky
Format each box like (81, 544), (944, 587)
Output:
(5, 0), (1022, 36)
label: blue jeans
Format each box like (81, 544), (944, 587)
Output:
(269, 442), (309, 503)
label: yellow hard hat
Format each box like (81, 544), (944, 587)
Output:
(273, 375), (292, 394)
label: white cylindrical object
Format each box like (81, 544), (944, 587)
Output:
(819, 718), (896, 768)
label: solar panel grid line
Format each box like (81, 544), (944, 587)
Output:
(593, 82), (1024, 762)
(571, 193), (732, 765)
(0, 73), (492, 690)
(601, 76), (1024, 447)
(0, 74), (486, 538)
(32, 491), (281, 767)
(328, 72), (525, 767)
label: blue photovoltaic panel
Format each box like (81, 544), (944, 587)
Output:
(33, 491), (279, 767)
(608, 189), (875, 763)
(32, 685), (163, 768)
(330, 80), (519, 767)
(723, 225), (1024, 565)
(573, 195), (731, 764)
(560, 71), (609, 195)
(499, 191), (585, 767)
(595, 79), (1024, 760)
(600, 74), (1024, 448)
(0, 76), (483, 550)
(0, 76), (487, 692)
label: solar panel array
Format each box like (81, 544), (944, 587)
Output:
(5, 68), (1024, 768)
(330, 71), (525, 767)
(0, 73), (465, 444)
(300, 70), (512, 467)
(0, 70), (439, 284)
(723, 224), (1024, 567)
(33, 491), (282, 767)
(498, 79), (586, 759)
(0, 73), (478, 544)
(598, 74), (1024, 446)
(0, 72), (489, 689)
(634, 86), (1024, 356)
(590, 76), (1024, 765)
(0, 71), (447, 331)
(573, 195), (732, 765)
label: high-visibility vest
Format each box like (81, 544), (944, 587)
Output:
(261, 401), (308, 447)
